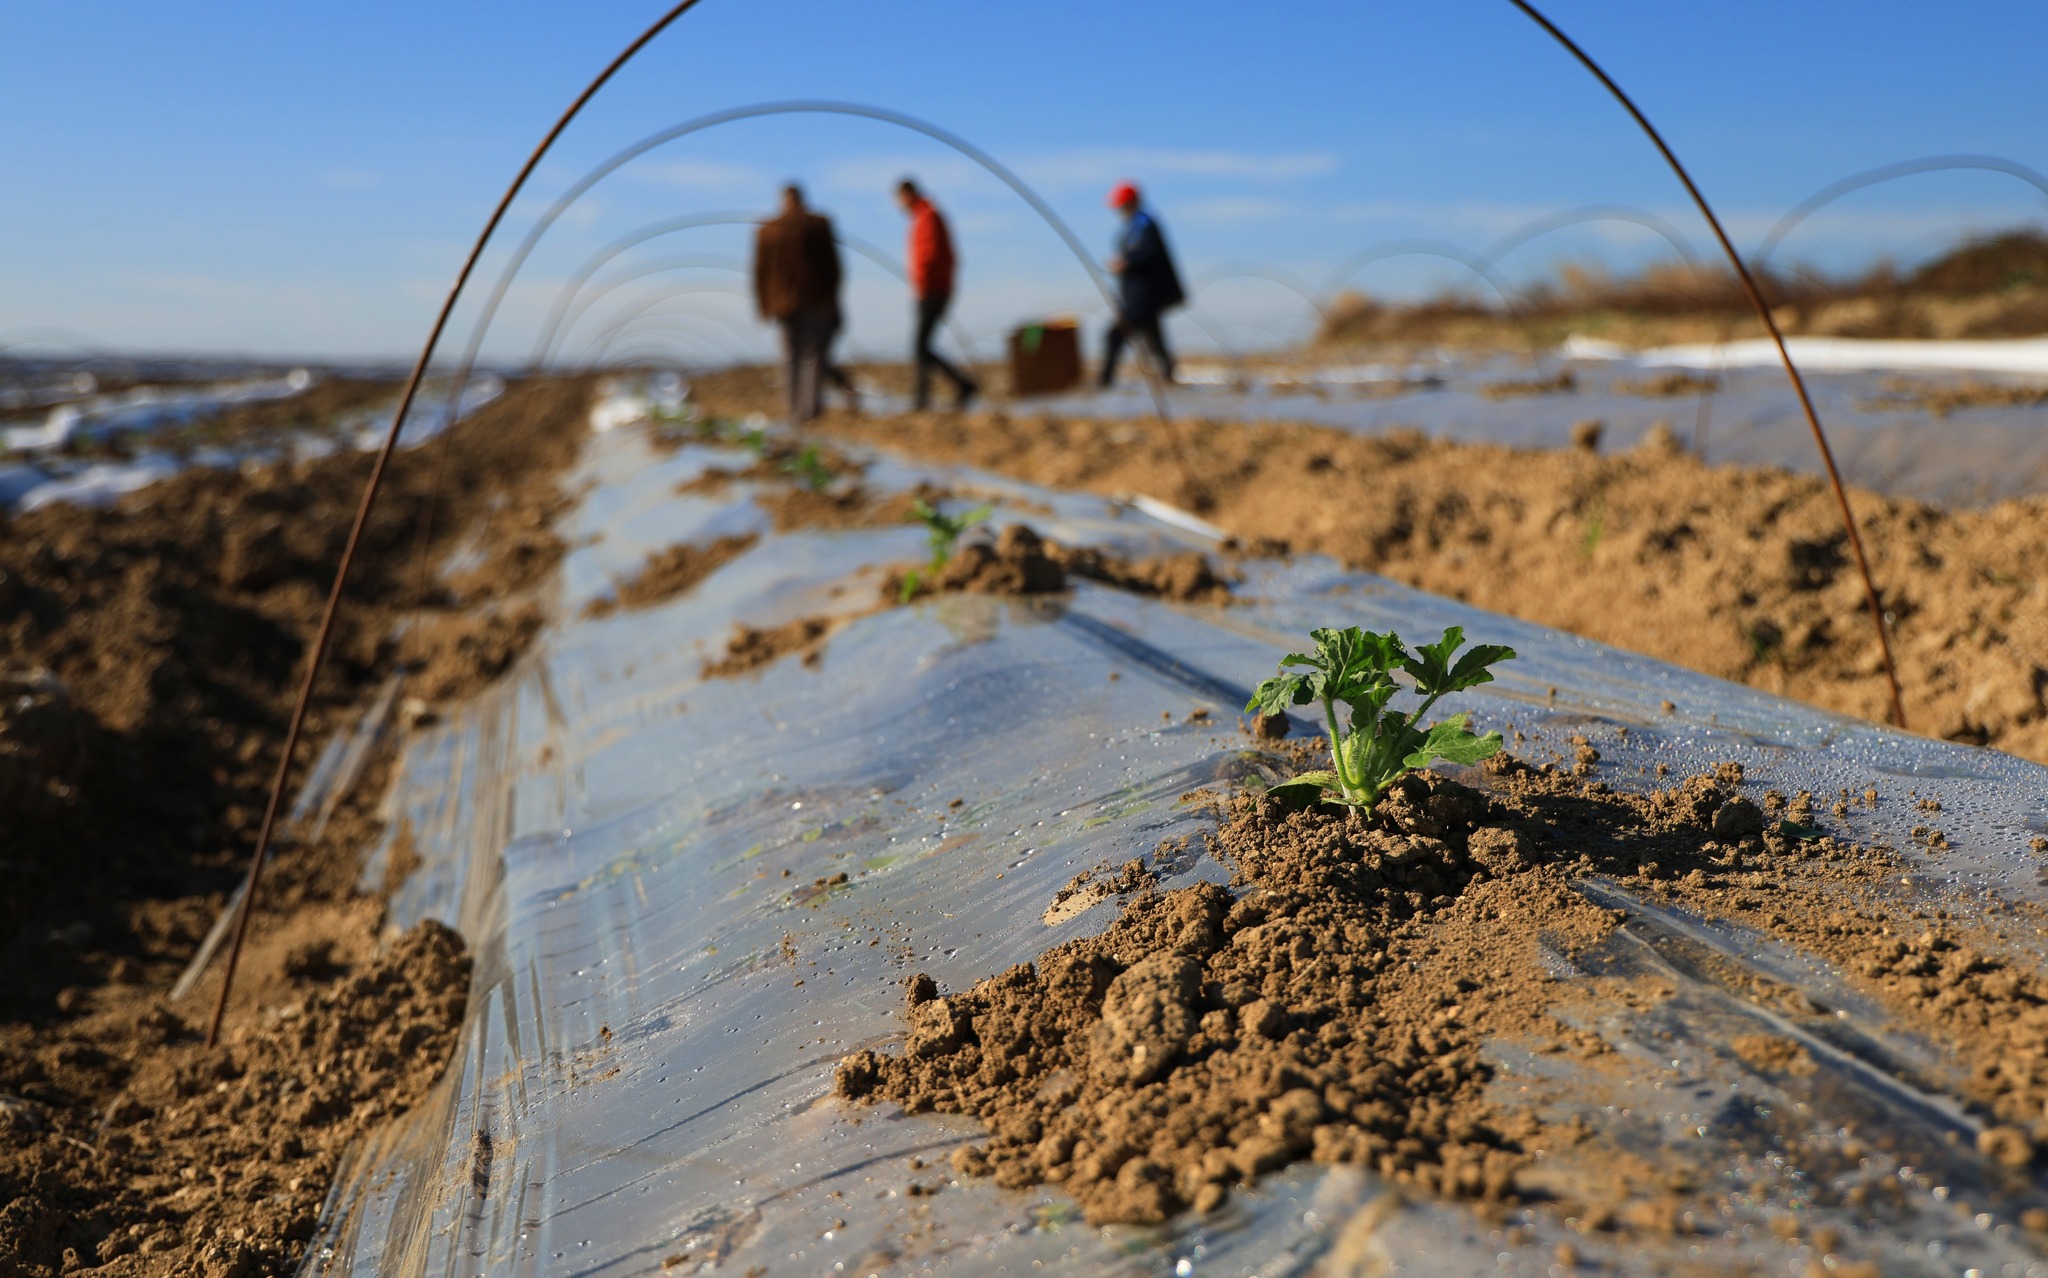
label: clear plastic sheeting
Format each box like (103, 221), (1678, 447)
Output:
(1567, 332), (2048, 376)
(1, 368), (314, 452)
(312, 406), (2048, 1276)
(0, 373), (503, 512)
(1054, 354), (2048, 508)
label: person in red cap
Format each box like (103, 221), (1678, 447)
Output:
(896, 178), (979, 410)
(1100, 181), (1185, 387)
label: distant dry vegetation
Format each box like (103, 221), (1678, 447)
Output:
(1315, 228), (2048, 350)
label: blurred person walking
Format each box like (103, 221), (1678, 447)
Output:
(896, 179), (979, 411)
(1099, 182), (1185, 387)
(754, 184), (853, 423)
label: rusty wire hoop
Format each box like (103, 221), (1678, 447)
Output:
(213, 0), (1918, 1045)
(439, 99), (1171, 430)
(204, 0), (712, 1049)
(543, 222), (985, 372)
(1507, 0), (1905, 730)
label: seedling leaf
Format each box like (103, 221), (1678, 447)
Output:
(1245, 625), (1516, 814)
(1265, 772), (1340, 807)
(1402, 713), (1505, 769)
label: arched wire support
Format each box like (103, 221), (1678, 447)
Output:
(1319, 239), (1517, 310)
(544, 223), (986, 384)
(605, 332), (732, 370)
(447, 99), (1174, 439)
(1475, 205), (1724, 459)
(203, 0), (714, 1049)
(1508, 0), (1905, 729)
(543, 253), (749, 357)
(1478, 204), (1705, 278)
(1752, 154), (2048, 277)
(1325, 239), (1558, 369)
(1188, 265), (1330, 340)
(564, 283), (752, 364)
(1167, 306), (1252, 386)
(582, 303), (760, 369)
(530, 210), (758, 364)
(0, 328), (112, 360)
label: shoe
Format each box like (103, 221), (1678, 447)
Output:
(954, 383), (978, 411)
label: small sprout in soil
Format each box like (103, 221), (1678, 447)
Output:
(780, 443), (835, 491)
(899, 497), (994, 602)
(1246, 624), (1515, 813)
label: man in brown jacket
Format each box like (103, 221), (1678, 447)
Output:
(754, 184), (848, 423)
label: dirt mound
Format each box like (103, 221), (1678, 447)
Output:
(1, 377), (591, 1274)
(584, 533), (759, 618)
(1481, 371), (1577, 399)
(918, 524), (1067, 597)
(703, 616), (844, 679)
(836, 771), (1614, 1223)
(400, 602), (545, 702)
(841, 747), (2048, 1234)
(1864, 376), (2048, 418)
(778, 405), (2048, 766)
(0, 375), (590, 955)
(888, 524), (1230, 606)
(1611, 371), (1719, 398)
(1055, 544), (1230, 603)
(0, 920), (468, 1276)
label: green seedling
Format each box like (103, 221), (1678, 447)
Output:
(780, 444), (835, 491)
(1246, 624), (1516, 812)
(1580, 502), (1606, 560)
(899, 497), (994, 602)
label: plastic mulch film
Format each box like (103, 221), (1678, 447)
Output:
(1044, 358), (2048, 508)
(310, 411), (2048, 1277)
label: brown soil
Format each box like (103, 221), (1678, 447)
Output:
(840, 748), (2048, 1241)
(703, 616), (845, 679)
(0, 376), (594, 1276)
(181, 378), (395, 448)
(1610, 371), (1720, 398)
(400, 602), (546, 702)
(1863, 376), (2048, 418)
(758, 402), (2048, 765)
(67, 377), (400, 462)
(1480, 371), (1577, 399)
(0, 920), (468, 1277)
(889, 524), (1230, 606)
(584, 533), (759, 618)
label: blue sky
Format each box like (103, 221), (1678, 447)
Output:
(4, 0), (2046, 362)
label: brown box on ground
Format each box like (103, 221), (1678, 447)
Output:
(1009, 319), (1082, 396)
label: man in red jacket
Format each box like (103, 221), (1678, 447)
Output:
(896, 179), (978, 411)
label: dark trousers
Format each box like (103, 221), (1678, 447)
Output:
(913, 292), (975, 408)
(779, 304), (852, 422)
(1100, 309), (1173, 386)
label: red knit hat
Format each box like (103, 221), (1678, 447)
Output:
(1106, 181), (1139, 209)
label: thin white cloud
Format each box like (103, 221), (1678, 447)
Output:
(317, 168), (381, 192)
(1176, 197), (1296, 225)
(1017, 148), (1339, 187)
(628, 158), (776, 192)
(820, 153), (987, 197)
